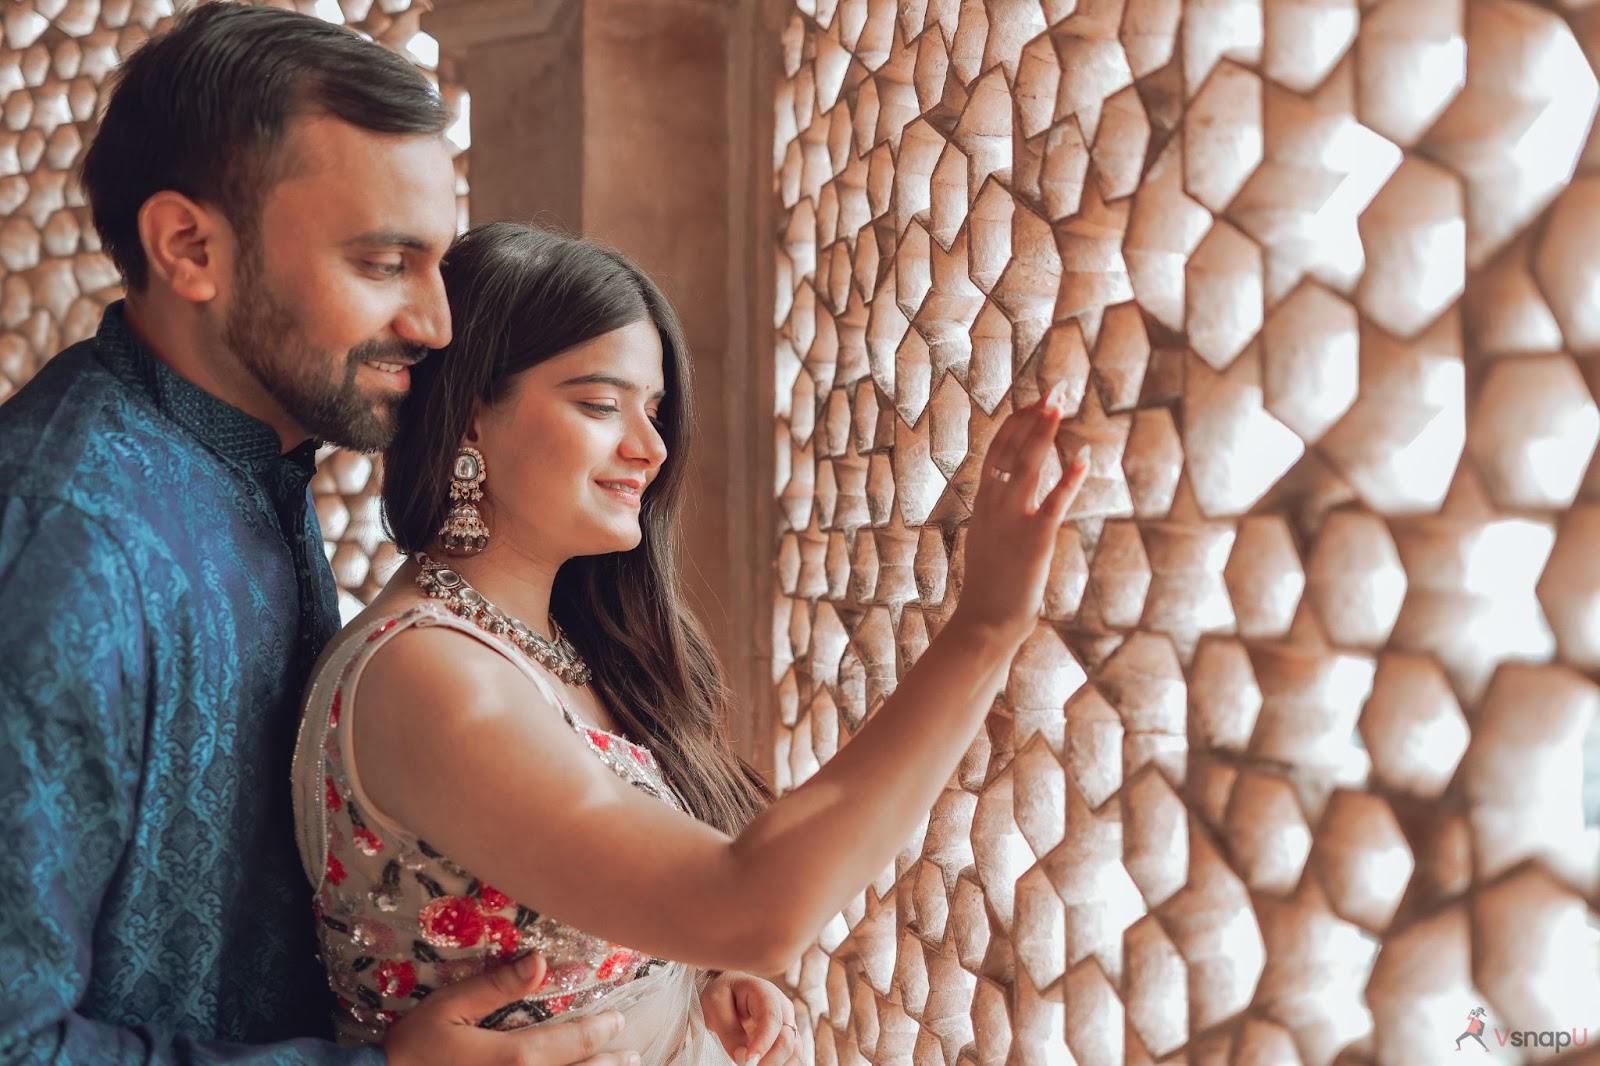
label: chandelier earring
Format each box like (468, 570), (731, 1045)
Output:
(439, 445), (490, 556)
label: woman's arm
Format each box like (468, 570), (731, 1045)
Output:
(354, 391), (1085, 973)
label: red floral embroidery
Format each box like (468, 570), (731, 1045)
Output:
(477, 883), (511, 911)
(595, 949), (636, 981)
(368, 618), (400, 642)
(545, 993), (576, 1014)
(376, 1009), (400, 1025)
(353, 826), (384, 856)
(585, 729), (612, 751)
(324, 775), (342, 812)
(483, 915), (520, 959)
(375, 959), (417, 998)
(329, 688), (342, 728)
(628, 745), (649, 766)
(419, 896), (484, 948)
(326, 851), (347, 886)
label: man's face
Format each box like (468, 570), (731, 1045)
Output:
(220, 115), (457, 452)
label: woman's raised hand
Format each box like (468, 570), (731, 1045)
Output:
(949, 380), (1089, 650)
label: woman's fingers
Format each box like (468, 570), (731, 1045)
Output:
(977, 382), (1067, 510)
(1003, 404), (1068, 514)
(976, 409), (1032, 503)
(740, 1007), (783, 1066)
(756, 1023), (800, 1066)
(1041, 444), (1092, 523)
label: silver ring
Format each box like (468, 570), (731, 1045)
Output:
(989, 465), (1012, 483)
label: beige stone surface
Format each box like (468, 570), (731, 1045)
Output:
(773, 2), (1600, 1063)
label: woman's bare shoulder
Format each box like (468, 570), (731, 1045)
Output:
(357, 611), (555, 724)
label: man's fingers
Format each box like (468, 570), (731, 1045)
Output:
(417, 953), (546, 1023)
(570, 1054), (640, 1066)
(517, 953), (547, 992)
(516, 1011), (627, 1061)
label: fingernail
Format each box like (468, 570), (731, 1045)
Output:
(1073, 444), (1091, 471)
(1044, 380), (1068, 414)
(603, 1011), (626, 1034)
(514, 953), (539, 981)
(627, 1055), (641, 1066)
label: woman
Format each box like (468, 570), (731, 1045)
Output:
(291, 223), (1088, 1064)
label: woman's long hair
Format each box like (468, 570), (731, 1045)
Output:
(383, 222), (770, 833)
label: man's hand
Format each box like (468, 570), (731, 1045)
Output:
(384, 954), (638, 1066)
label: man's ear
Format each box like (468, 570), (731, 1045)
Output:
(136, 191), (230, 304)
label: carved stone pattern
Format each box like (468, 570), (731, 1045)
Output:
(772, 2), (1600, 1064)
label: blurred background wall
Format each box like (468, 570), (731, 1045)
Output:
(3, 1), (1599, 1063)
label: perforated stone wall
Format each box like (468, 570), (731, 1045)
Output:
(772, 2), (1600, 1063)
(0, 0), (468, 619)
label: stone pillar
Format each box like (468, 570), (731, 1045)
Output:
(426, 0), (781, 773)
(423, 0), (583, 228)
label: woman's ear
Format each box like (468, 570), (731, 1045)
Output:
(137, 191), (229, 303)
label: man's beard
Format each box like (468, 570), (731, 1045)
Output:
(222, 248), (422, 453)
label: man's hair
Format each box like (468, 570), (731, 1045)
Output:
(80, 1), (450, 290)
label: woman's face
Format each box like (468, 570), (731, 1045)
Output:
(474, 319), (669, 561)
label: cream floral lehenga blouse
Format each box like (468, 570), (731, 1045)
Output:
(291, 603), (729, 1063)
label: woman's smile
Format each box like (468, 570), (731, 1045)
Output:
(596, 477), (645, 507)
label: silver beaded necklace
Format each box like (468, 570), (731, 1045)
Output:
(413, 552), (592, 686)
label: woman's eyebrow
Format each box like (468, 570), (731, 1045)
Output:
(558, 373), (667, 400)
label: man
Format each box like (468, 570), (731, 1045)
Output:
(0, 5), (633, 1063)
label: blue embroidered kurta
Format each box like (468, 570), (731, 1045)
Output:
(0, 304), (381, 1064)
